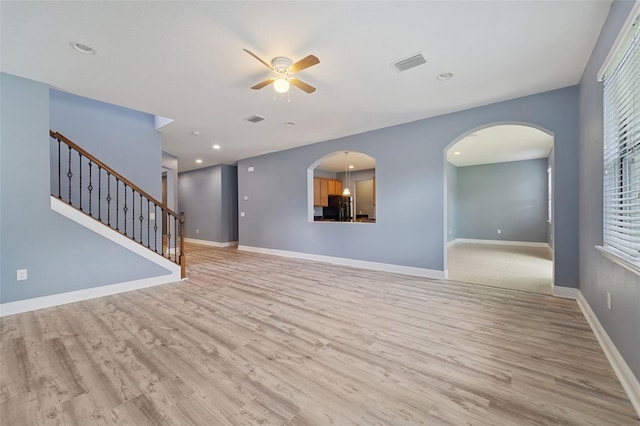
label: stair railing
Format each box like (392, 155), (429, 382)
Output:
(50, 130), (185, 278)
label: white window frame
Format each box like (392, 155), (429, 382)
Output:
(597, 3), (640, 276)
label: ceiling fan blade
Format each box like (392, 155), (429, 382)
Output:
(251, 78), (275, 90)
(243, 49), (274, 70)
(290, 55), (320, 73)
(290, 78), (316, 94)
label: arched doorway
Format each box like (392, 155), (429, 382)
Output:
(444, 124), (554, 294)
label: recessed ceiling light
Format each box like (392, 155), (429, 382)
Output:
(285, 122), (296, 127)
(437, 72), (454, 81)
(70, 42), (96, 55)
(192, 131), (200, 135)
(212, 144), (221, 150)
(348, 165), (355, 169)
(195, 159), (203, 164)
(453, 151), (461, 156)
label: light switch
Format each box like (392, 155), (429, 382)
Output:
(149, 212), (155, 220)
(248, 166), (255, 172)
(243, 195), (249, 201)
(240, 212), (245, 217)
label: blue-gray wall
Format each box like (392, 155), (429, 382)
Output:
(578, 0), (639, 378)
(178, 164), (238, 243)
(0, 73), (171, 304)
(456, 158), (548, 243)
(50, 89), (162, 200)
(446, 162), (458, 242)
(238, 86), (579, 286)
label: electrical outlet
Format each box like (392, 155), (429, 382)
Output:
(17, 269), (27, 281)
(248, 166), (254, 172)
(497, 229), (502, 234)
(196, 229), (199, 234)
(449, 229), (452, 235)
(607, 292), (612, 310)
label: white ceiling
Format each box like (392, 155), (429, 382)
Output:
(317, 151), (376, 173)
(1, 1), (611, 172)
(446, 125), (553, 167)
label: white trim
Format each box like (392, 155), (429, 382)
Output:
(596, 245), (640, 277)
(577, 291), (640, 417)
(237, 245), (446, 279)
(450, 238), (551, 248)
(597, 0), (640, 81)
(447, 239), (457, 247)
(51, 197), (181, 275)
(552, 286), (579, 300)
(0, 274), (181, 317)
(184, 238), (239, 247)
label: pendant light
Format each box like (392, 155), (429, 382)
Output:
(343, 151), (351, 196)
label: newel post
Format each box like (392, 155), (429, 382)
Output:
(179, 211), (186, 278)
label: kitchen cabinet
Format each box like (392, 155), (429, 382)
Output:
(314, 178), (343, 206)
(328, 179), (342, 196)
(314, 178), (321, 206)
(320, 179), (329, 206)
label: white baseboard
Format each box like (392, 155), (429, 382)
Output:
(552, 285), (579, 300)
(0, 274), (182, 317)
(3, 197), (187, 318)
(450, 238), (551, 249)
(237, 245), (446, 279)
(184, 238), (239, 247)
(51, 197), (181, 274)
(577, 291), (640, 417)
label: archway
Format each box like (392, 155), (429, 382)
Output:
(444, 123), (555, 294)
(307, 151), (376, 223)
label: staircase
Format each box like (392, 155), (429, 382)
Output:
(50, 130), (185, 278)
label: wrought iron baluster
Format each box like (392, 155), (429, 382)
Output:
(79, 153), (83, 211)
(107, 174), (112, 226)
(98, 166), (102, 221)
(147, 200), (150, 248)
(58, 139), (61, 199)
(174, 215), (178, 262)
(154, 205), (158, 252)
(88, 160), (93, 215)
(139, 193), (143, 243)
(166, 209), (171, 259)
(116, 178), (120, 232)
(132, 188), (135, 240)
(67, 146), (73, 203)
(123, 184), (128, 236)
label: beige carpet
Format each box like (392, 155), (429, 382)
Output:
(447, 242), (553, 294)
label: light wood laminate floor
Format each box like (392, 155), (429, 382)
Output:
(448, 243), (553, 295)
(1, 243), (638, 425)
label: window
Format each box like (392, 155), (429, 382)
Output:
(601, 11), (640, 271)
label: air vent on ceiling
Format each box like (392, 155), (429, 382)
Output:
(390, 53), (427, 73)
(245, 115), (265, 123)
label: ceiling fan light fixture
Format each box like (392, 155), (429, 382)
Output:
(274, 77), (290, 93)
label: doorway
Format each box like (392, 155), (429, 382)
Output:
(445, 124), (554, 295)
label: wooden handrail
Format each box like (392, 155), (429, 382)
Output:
(50, 130), (180, 218)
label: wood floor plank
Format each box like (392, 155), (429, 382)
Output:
(1, 242), (638, 425)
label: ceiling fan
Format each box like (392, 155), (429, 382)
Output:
(244, 49), (319, 94)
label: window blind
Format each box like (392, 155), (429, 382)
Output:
(603, 14), (640, 261)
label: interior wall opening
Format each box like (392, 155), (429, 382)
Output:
(308, 151), (376, 223)
(445, 124), (554, 295)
